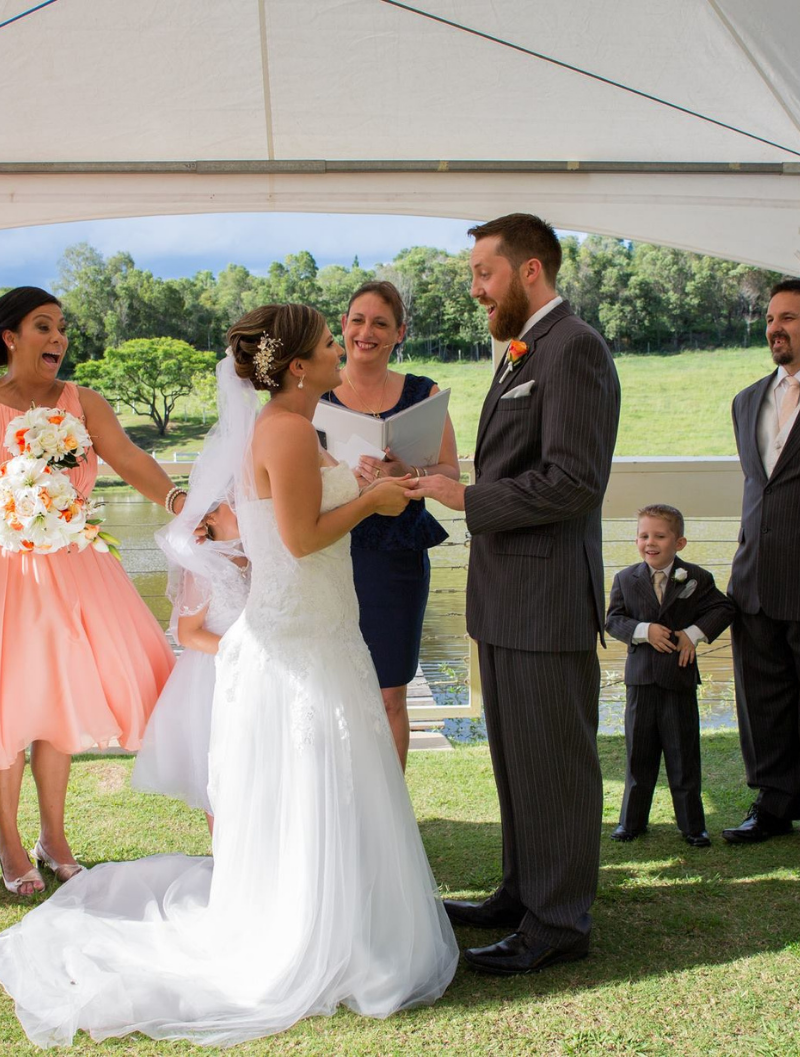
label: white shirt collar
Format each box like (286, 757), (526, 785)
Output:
(518, 296), (563, 341)
(647, 560), (674, 580)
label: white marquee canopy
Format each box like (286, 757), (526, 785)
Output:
(2, 0), (800, 272)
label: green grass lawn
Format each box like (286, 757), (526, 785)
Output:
(1, 736), (798, 1056)
(119, 346), (774, 463)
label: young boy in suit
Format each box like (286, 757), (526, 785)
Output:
(606, 504), (735, 847)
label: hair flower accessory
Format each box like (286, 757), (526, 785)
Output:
(499, 339), (532, 384)
(672, 568), (688, 583)
(253, 333), (282, 388)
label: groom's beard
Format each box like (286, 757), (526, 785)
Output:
(487, 272), (531, 342)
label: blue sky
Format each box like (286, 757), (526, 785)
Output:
(0, 212), (486, 290)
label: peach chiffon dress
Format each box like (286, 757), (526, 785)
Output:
(0, 383), (174, 769)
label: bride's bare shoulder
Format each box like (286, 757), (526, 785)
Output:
(253, 406), (318, 454)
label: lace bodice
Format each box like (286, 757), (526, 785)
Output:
(237, 462), (361, 640)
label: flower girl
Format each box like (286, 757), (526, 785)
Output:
(131, 352), (259, 830)
(132, 500), (249, 830)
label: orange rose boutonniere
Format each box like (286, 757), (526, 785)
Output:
(499, 339), (532, 384)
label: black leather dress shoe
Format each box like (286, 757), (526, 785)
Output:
(722, 805), (794, 844)
(684, 831), (711, 847)
(464, 932), (589, 976)
(443, 897), (523, 929)
(610, 824), (646, 842)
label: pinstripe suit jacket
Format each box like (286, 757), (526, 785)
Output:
(464, 301), (621, 652)
(606, 558), (735, 691)
(730, 372), (800, 619)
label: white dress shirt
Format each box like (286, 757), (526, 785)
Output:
(758, 366), (800, 477)
(518, 296), (563, 341)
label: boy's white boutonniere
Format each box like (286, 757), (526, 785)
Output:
(672, 568), (697, 599)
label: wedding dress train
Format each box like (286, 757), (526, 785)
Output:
(0, 463), (458, 1046)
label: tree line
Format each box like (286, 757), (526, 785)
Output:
(39, 236), (782, 368)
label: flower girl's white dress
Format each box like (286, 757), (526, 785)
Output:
(0, 463), (458, 1047)
(131, 560), (251, 813)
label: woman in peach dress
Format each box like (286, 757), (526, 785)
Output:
(0, 287), (179, 896)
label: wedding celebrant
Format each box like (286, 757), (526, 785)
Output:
(321, 281), (459, 769)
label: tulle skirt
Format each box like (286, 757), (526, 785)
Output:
(0, 608), (458, 1046)
(0, 547), (174, 768)
(131, 650), (215, 813)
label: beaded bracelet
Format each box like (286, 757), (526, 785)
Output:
(164, 485), (188, 515)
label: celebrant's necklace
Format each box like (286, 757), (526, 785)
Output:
(344, 369), (389, 418)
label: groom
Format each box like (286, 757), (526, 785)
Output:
(408, 214), (620, 974)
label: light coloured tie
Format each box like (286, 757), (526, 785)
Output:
(778, 375), (800, 431)
(653, 570), (666, 605)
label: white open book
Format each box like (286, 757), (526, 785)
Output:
(313, 389), (451, 469)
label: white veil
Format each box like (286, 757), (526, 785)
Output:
(156, 353), (260, 634)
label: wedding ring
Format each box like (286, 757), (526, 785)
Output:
(375, 468), (382, 478)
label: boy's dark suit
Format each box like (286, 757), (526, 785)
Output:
(606, 556), (735, 834)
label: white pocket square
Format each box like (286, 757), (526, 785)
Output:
(677, 580), (697, 599)
(501, 379), (536, 400)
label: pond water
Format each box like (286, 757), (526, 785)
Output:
(99, 484), (739, 740)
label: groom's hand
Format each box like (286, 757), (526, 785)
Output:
(405, 473), (466, 511)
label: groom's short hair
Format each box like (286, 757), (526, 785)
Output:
(468, 214), (562, 286)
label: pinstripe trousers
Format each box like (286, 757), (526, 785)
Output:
(732, 610), (800, 819)
(478, 641), (602, 949)
(619, 684), (705, 834)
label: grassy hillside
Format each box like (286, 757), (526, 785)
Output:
(118, 346), (774, 460)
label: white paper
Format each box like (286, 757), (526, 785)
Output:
(312, 390), (450, 469)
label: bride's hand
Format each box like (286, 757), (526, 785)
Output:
(362, 476), (411, 516)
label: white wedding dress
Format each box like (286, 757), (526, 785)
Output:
(0, 463), (458, 1047)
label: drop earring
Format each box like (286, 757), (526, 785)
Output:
(298, 376), (305, 390)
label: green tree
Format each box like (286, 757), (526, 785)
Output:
(74, 338), (216, 435)
(55, 243), (117, 364)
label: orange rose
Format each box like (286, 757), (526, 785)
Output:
(48, 415), (65, 425)
(508, 340), (528, 362)
(20, 539), (34, 551)
(14, 429), (27, 452)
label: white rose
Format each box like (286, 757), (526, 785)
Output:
(674, 568), (688, 582)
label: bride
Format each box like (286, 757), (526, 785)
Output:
(0, 303), (458, 1047)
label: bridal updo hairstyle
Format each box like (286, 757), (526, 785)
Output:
(228, 303), (326, 391)
(0, 286), (62, 367)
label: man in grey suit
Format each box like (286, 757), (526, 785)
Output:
(407, 214), (620, 973)
(724, 278), (800, 843)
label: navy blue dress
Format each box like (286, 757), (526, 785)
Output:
(321, 375), (448, 687)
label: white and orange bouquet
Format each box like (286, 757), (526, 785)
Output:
(4, 406), (91, 469)
(0, 408), (120, 557)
